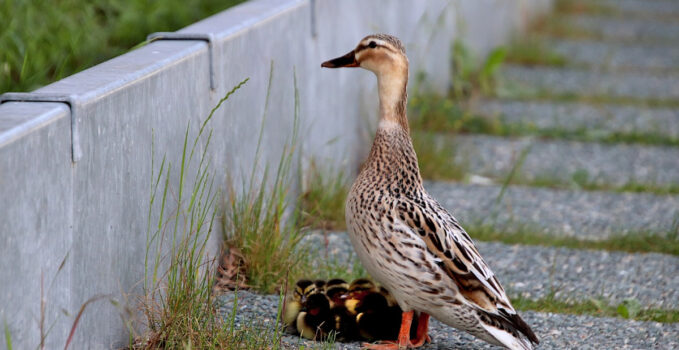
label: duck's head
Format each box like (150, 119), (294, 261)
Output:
(321, 34), (408, 76)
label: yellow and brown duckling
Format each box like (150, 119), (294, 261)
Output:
(296, 292), (334, 340)
(355, 291), (403, 341)
(284, 279), (322, 331)
(323, 34), (539, 350)
(325, 278), (349, 307)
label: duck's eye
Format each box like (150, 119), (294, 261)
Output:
(368, 41), (377, 49)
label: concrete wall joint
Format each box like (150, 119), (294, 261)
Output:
(0, 92), (81, 162)
(146, 32), (218, 90)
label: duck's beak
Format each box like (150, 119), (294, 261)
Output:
(321, 50), (358, 68)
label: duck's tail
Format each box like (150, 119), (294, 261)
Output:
(478, 308), (539, 350)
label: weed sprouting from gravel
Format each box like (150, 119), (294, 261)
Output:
(298, 162), (349, 231)
(136, 79), (250, 349)
(411, 131), (468, 182)
(467, 222), (679, 256)
(222, 65), (306, 294)
(512, 293), (679, 323)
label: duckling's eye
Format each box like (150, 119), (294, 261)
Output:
(368, 41), (377, 49)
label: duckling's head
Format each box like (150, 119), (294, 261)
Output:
(321, 34), (407, 76)
(349, 278), (376, 293)
(294, 279), (321, 304)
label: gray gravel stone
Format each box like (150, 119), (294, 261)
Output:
(548, 39), (679, 72)
(481, 241), (679, 310)
(499, 65), (679, 101)
(473, 99), (679, 139)
(424, 182), (679, 239)
(301, 232), (679, 309)
(565, 14), (679, 43)
(444, 133), (679, 187)
(216, 290), (679, 349)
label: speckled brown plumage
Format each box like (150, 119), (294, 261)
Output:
(324, 34), (539, 350)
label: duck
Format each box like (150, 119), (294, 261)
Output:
(321, 34), (539, 350)
(296, 292), (335, 340)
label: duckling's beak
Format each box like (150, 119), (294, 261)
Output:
(321, 50), (358, 68)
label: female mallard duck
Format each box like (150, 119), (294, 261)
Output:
(321, 34), (539, 350)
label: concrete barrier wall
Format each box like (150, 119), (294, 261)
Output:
(0, 0), (551, 348)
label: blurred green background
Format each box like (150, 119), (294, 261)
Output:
(0, 0), (245, 94)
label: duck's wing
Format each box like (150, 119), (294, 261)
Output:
(396, 195), (539, 344)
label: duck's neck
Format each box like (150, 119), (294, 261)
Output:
(377, 68), (409, 133)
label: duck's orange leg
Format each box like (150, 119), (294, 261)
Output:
(411, 312), (431, 346)
(362, 311), (427, 349)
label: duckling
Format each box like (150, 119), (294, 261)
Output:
(284, 279), (322, 331)
(378, 285), (398, 308)
(323, 279), (360, 341)
(323, 34), (539, 349)
(349, 278), (378, 296)
(325, 278), (349, 308)
(347, 278), (378, 309)
(314, 279), (327, 293)
(355, 291), (402, 341)
(330, 302), (359, 342)
(296, 292), (334, 340)
(325, 278), (349, 291)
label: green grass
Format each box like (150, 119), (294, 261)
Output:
(496, 90), (679, 110)
(503, 37), (567, 68)
(411, 131), (467, 182)
(509, 171), (679, 196)
(0, 0), (245, 93)
(512, 293), (679, 323)
(410, 93), (679, 148)
(467, 222), (679, 256)
(221, 66), (308, 295)
(296, 249), (367, 284)
(450, 40), (506, 101)
(553, 0), (616, 16)
(137, 79), (256, 348)
(298, 162), (349, 231)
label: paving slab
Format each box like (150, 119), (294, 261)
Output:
(499, 65), (679, 101)
(444, 133), (679, 188)
(596, 0), (679, 18)
(217, 290), (679, 349)
(472, 99), (679, 139)
(301, 232), (679, 309)
(423, 182), (679, 239)
(548, 38), (679, 72)
(564, 14), (679, 43)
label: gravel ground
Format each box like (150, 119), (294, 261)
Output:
(564, 14), (679, 43)
(443, 134), (679, 187)
(423, 182), (679, 239)
(499, 65), (679, 101)
(216, 290), (679, 349)
(301, 232), (679, 309)
(473, 99), (679, 139)
(548, 39), (679, 72)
